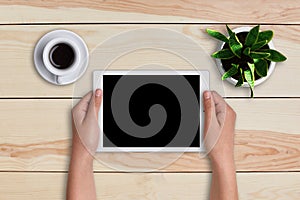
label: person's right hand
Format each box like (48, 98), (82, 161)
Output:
(203, 91), (236, 165)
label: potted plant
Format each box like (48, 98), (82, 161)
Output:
(206, 25), (287, 97)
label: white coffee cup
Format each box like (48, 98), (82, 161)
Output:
(42, 37), (81, 76)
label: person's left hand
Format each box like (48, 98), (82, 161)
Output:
(71, 89), (102, 157)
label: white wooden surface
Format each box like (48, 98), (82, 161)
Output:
(0, 173), (300, 200)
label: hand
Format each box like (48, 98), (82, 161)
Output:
(67, 90), (102, 200)
(203, 91), (236, 165)
(71, 89), (102, 159)
(203, 91), (238, 200)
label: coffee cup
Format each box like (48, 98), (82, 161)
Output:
(42, 37), (80, 76)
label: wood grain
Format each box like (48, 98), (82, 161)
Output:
(1, 172), (300, 200)
(0, 99), (299, 172)
(0, 1), (298, 199)
(0, 25), (299, 97)
(0, 0), (299, 24)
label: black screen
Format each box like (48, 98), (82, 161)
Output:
(103, 75), (200, 148)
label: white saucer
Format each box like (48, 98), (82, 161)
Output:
(33, 30), (89, 85)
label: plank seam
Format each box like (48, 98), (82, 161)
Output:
(0, 171), (299, 173)
(0, 22), (300, 26)
(1, 97), (300, 100)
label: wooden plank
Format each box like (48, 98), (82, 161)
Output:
(0, 99), (299, 172)
(0, 25), (298, 97)
(0, 1), (299, 24)
(0, 172), (300, 199)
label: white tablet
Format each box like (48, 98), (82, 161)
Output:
(93, 70), (209, 152)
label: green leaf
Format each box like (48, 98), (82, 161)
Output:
(231, 63), (239, 69)
(222, 65), (239, 80)
(226, 25), (234, 36)
(248, 62), (255, 74)
(243, 47), (251, 56)
(254, 59), (268, 77)
(244, 63), (255, 98)
(229, 33), (243, 58)
(226, 25), (243, 57)
(250, 52), (270, 59)
(211, 49), (235, 59)
(245, 25), (260, 47)
(244, 69), (254, 88)
(244, 70), (254, 97)
(235, 68), (244, 87)
(259, 49), (287, 62)
(206, 29), (229, 43)
(257, 30), (273, 44)
(251, 40), (268, 51)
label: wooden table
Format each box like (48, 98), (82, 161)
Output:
(0, 1), (300, 199)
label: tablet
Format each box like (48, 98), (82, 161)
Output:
(93, 70), (209, 152)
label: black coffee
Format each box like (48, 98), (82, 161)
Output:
(49, 43), (75, 69)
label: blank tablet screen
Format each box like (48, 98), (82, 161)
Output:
(102, 75), (200, 148)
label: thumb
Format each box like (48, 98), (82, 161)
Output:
(84, 89), (102, 122)
(94, 89), (103, 120)
(203, 91), (216, 137)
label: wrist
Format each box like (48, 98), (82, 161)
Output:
(70, 133), (94, 167)
(71, 144), (94, 164)
(211, 156), (235, 172)
(69, 147), (94, 172)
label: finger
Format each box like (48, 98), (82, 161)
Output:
(72, 91), (93, 123)
(212, 91), (235, 119)
(73, 91), (93, 113)
(211, 91), (226, 126)
(84, 90), (102, 123)
(94, 89), (103, 120)
(203, 90), (216, 137)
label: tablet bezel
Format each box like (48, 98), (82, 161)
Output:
(93, 70), (209, 152)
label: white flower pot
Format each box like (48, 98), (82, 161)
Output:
(215, 26), (276, 87)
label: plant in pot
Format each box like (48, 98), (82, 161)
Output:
(206, 25), (287, 97)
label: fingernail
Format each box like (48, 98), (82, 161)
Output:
(95, 89), (102, 97)
(204, 91), (211, 99)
